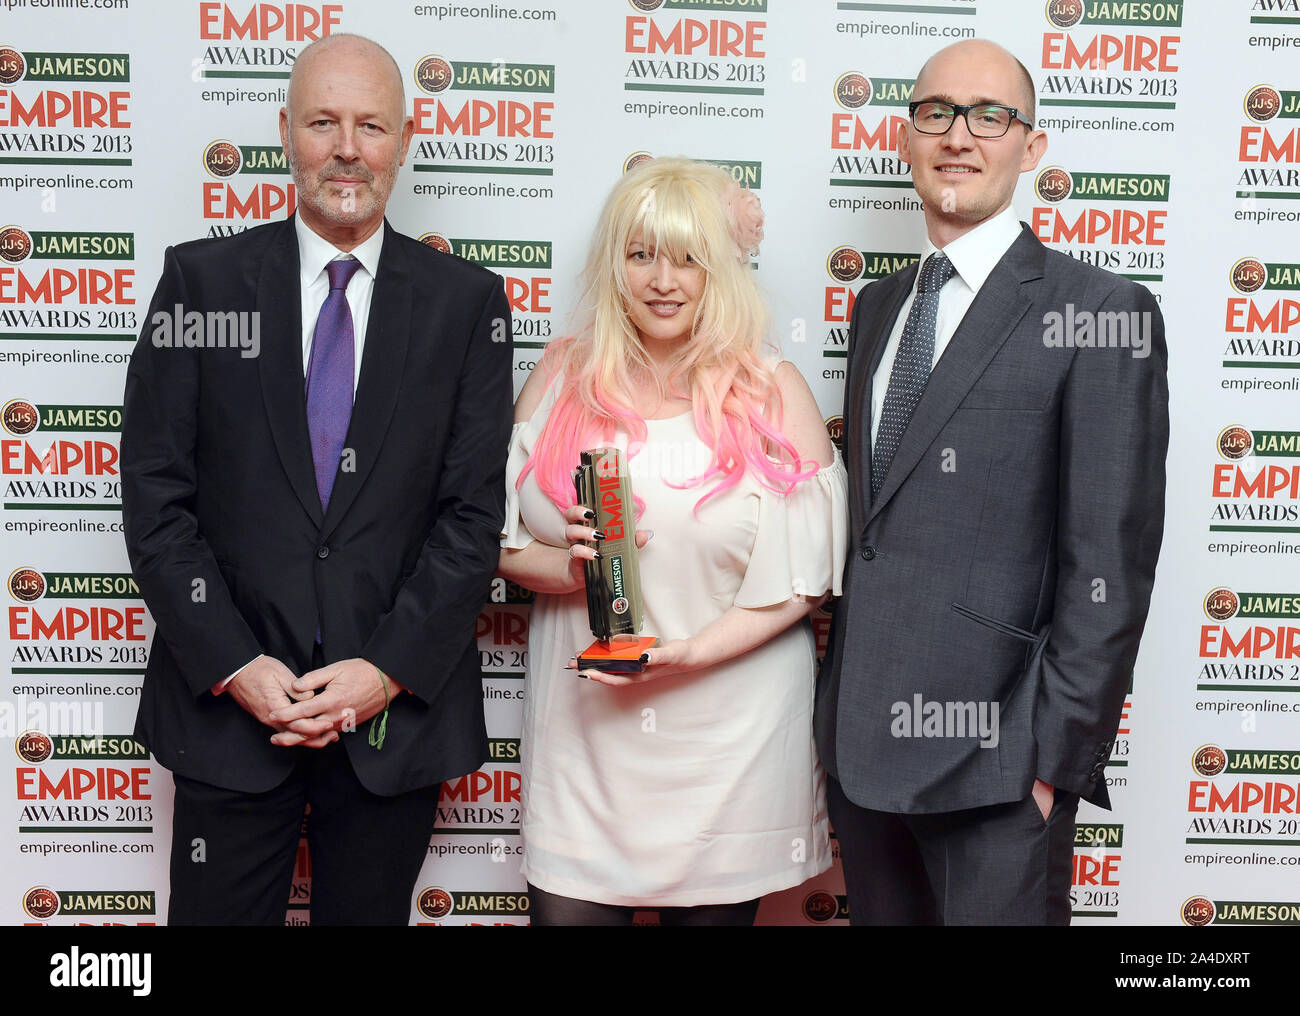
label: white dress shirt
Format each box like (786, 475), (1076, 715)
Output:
(296, 214), (383, 395)
(216, 217), (384, 693)
(869, 205), (1023, 446)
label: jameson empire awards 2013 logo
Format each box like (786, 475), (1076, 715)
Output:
(1238, 83), (1300, 199)
(1209, 425), (1300, 533)
(200, 140), (296, 232)
(410, 54), (556, 176)
(1198, 580), (1300, 689)
(14, 726), (152, 834)
(1187, 743), (1300, 846)
(0, 48), (131, 167)
(829, 71), (912, 189)
(0, 225), (136, 334)
(1039, 2), (1181, 114)
(1225, 258), (1300, 366)
(822, 247), (918, 373)
(1, 396), (124, 513)
(1031, 166), (1170, 282)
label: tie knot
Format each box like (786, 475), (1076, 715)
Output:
(326, 257), (361, 292)
(918, 251), (954, 295)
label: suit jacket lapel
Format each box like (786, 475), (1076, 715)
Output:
(847, 269), (913, 531)
(321, 221), (411, 537)
(257, 217), (323, 528)
(868, 226), (1045, 524)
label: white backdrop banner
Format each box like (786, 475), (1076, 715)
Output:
(2, 0), (1298, 927)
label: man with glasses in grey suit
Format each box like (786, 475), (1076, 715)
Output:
(816, 39), (1169, 924)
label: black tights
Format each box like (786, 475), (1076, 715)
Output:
(528, 883), (760, 927)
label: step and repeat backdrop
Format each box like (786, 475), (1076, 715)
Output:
(2, 0), (1299, 926)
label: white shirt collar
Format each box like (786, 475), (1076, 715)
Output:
(294, 214), (385, 285)
(922, 204), (1023, 295)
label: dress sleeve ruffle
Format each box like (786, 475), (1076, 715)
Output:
(733, 447), (848, 608)
(501, 420), (537, 550)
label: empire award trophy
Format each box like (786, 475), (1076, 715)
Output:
(573, 447), (657, 673)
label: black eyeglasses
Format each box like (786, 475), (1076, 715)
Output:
(908, 100), (1034, 139)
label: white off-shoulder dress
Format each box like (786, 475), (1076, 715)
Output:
(502, 381), (847, 907)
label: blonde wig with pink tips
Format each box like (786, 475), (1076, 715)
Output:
(520, 156), (814, 512)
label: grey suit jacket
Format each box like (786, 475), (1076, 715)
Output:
(815, 224), (1169, 813)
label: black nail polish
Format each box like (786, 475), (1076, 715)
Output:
(583, 509), (595, 520)
(592, 530), (606, 541)
(592, 551), (602, 559)
(640, 653), (650, 664)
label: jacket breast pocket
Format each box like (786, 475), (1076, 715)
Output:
(960, 386), (1051, 413)
(961, 357), (1056, 412)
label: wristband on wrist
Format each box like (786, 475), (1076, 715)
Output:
(368, 666), (391, 750)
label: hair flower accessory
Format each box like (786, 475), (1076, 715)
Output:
(723, 179), (764, 263)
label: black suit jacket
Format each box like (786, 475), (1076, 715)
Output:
(122, 216), (512, 795)
(816, 224), (1169, 813)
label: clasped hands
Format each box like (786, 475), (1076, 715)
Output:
(561, 504), (691, 687)
(227, 655), (398, 747)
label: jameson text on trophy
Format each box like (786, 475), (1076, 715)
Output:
(574, 447), (657, 673)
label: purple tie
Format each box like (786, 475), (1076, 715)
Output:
(305, 258), (361, 512)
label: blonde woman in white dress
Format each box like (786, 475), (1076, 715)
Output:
(497, 157), (847, 926)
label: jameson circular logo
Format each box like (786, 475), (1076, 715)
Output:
(414, 55), (454, 95)
(416, 886), (453, 920)
(1, 398), (39, 435)
(827, 246), (864, 283)
(1192, 744), (1227, 778)
(203, 140), (242, 179)
(825, 415), (844, 453)
(1230, 257), (1267, 294)
(628, 0), (666, 11)
(1204, 588), (1239, 622)
(1035, 167), (1072, 204)
(418, 232), (452, 254)
(0, 224), (32, 263)
(834, 72), (872, 111)
(1045, 0), (1084, 28)
(16, 729), (53, 764)
(611, 596), (629, 615)
(23, 886), (60, 921)
(1217, 425), (1253, 460)
(803, 890), (838, 923)
(1245, 85), (1281, 123)
(9, 567), (45, 602)
(0, 47), (25, 86)
(623, 151), (654, 174)
(1181, 896), (1215, 927)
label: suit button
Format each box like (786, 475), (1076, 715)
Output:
(860, 546), (876, 561)
(316, 546), (330, 559)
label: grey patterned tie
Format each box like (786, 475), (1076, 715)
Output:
(871, 251), (955, 502)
